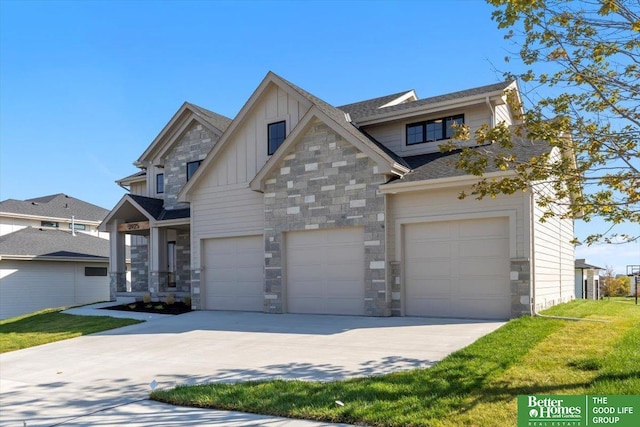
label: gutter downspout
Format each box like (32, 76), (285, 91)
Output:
(485, 96), (494, 128)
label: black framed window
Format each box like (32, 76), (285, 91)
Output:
(156, 173), (164, 194)
(186, 160), (202, 181)
(406, 114), (464, 145)
(69, 223), (86, 231)
(268, 121), (286, 155)
(85, 267), (107, 277)
(41, 221), (59, 228)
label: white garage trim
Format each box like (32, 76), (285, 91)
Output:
(394, 210), (517, 261)
(202, 235), (264, 311)
(285, 227), (365, 315)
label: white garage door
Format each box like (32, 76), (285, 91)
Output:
(286, 227), (364, 315)
(203, 235), (264, 311)
(404, 217), (510, 319)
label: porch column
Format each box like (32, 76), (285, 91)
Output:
(109, 220), (127, 300)
(149, 226), (167, 298)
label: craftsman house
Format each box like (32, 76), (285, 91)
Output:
(100, 72), (575, 319)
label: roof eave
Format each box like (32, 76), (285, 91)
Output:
(0, 254), (109, 262)
(379, 170), (516, 194)
(355, 90), (510, 126)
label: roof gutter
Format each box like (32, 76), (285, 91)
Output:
(379, 170), (515, 194)
(0, 255), (109, 262)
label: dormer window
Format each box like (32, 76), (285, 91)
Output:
(186, 160), (202, 181)
(267, 121), (286, 155)
(406, 114), (464, 145)
(156, 173), (164, 194)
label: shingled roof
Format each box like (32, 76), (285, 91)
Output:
(0, 227), (110, 260)
(338, 90), (414, 121)
(351, 81), (514, 121)
(398, 137), (553, 183)
(187, 102), (233, 133)
(575, 259), (602, 270)
(0, 194), (109, 222)
(276, 74), (410, 169)
(128, 195), (190, 220)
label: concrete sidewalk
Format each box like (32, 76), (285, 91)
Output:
(0, 303), (505, 426)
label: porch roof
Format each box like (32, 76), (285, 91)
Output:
(99, 194), (190, 232)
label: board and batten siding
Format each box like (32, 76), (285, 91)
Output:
(363, 104), (492, 157)
(189, 84), (310, 270)
(128, 180), (147, 196)
(198, 85), (309, 188)
(531, 181), (575, 310)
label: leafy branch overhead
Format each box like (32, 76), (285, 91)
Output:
(442, 0), (639, 244)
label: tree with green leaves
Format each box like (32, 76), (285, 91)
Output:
(444, 0), (639, 244)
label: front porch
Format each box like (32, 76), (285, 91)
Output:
(101, 194), (192, 304)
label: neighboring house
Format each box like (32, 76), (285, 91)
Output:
(0, 193), (109, 238)
(101, 72), (576, 320)
(0, 194), (117, 319)
(574, 259), (602, 300)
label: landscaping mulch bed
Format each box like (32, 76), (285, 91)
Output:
(101, 301), (191, 315)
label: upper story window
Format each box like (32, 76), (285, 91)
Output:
(69, 223), (86, 231)
(41, 221), (59, 228)
(406, 114), (464, 145)
(186, 160), (202, 181)
(268, 121), (286, 155)
(156, 173), (164, 194)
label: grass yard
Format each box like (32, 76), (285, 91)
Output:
(0, 308), (142, 353)
(151, 300), (640, 427)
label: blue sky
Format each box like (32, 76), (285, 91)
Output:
(1, 0), (637, 274)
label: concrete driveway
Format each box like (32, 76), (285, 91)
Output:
(0, 308), (505, 426)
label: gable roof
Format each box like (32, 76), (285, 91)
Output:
(276, 74), (411, 168)
(187, 102), (233, 133)
(100, 194), (190, 231)
(128, 195), (190, 220)
(0, 227), (110, 261)
(136, 102), (232, 166)
(181, 72), (412, 198)
(0, 194), (109, 222)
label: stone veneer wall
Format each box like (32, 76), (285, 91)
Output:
(130, 238), (149, 292)
(510, 258), (531, 316)
(262, 120), (390, 316)
(174, 230), (191, 293)
(163, 122), (218, 210)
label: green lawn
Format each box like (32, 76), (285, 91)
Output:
(151, 300), (640, 427)
(0, 308), (142, 353)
